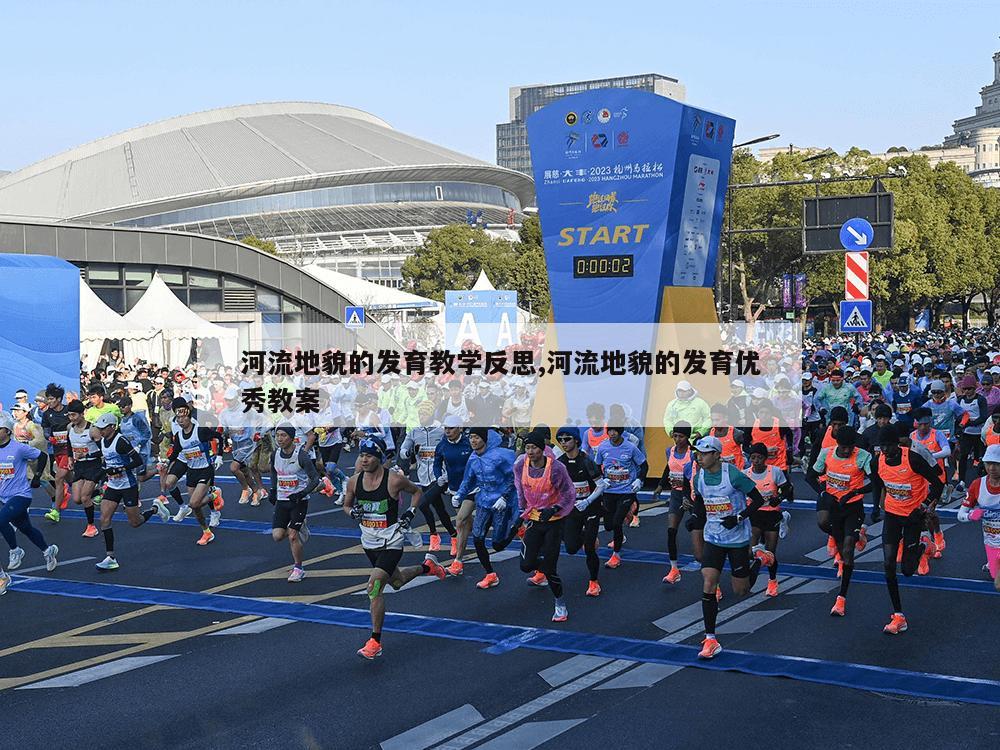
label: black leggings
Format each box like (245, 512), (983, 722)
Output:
(418, 482), (457, 536)
(882, 510), (925, 611)
(563, 507), (601, 581)
(957, 433), (983, 485)
(520, 517), (565, 598)
(603, 493), (635, 553)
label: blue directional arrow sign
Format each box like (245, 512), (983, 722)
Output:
(840, 299), (872, 333)
(344, 306), (365, 329)
(840, 217), (874, 251)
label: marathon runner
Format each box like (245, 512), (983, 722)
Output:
(957, 443), (1000, 591)
(435, 415), (475, 576)
(270, 424), (320, 581)
(92, 412), (170, 571)
(955, 375), (988, 496)
(399, 402), (457, 552)
(745, 441), (794, 597)
(219, 386), (264, 505)
(40, 383), (72, 522)
(555, 425), (606, 596)
(163, 398), (223, 544)
(653, 422), (697, 584)
(66, 400), (103, 537)
(343, 437), (445, 659)
(594, 425), (647, 569)
(117, 395), (154, 481)
(909, 407), (951, 557)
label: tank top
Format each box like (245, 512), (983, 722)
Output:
(985, 427), (1000, 448)
(274, 445), (310, 502)
(521, 456), (558, 521)
(823, 448), (866, 502)
(878, 447), (928, 516)
(711, 427), (745, 469)
(69, 423), (101, 462)
(751, 419), (787, 470)
(354, 467), (402, 549)
(176, 425), (210, 469)
(820, 425), (837, 450)
(101, 433), (138, 490)
(695, 463), (750, 547)
(745, 465), (779, 508)
(586, 427), (608, 453)
(971, 477), (1000, 548)
(666, 446), (694, 491)
(910, 428), (946, 476)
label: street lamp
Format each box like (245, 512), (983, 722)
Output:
(734, 133), (781, 149)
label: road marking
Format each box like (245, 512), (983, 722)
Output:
(381, 704), (485, 750)
(717, 609), (793, 634)
(538, 655), (611, 687)
(307, 508), (342, 517)
(17, 655), (179, 689)
(785, 578), (840, 595)
(472, 719), (586, 750)
(14, 556), (94, 574)
(209, 617), (294, 636)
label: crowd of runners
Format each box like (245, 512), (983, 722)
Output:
(1, 329), (999, 662)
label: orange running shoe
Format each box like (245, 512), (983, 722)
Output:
(476, 572), (499, 589)
(830, 595), (846, 617)
(586, 580), (601, 597)
(60, 484), (70, 510)
(883, 613), (908, 634)
(447, 559), (464, 577)
(82, 524), (99, 538)
(422, 554), (446, 580)
(357, 638), (382, 659)
(238, 489), (251, 505)
(663, 567), (681, 584)
(716, 586), (723, 602)
(855, 525), (868, 552)
(917, 548), (931, 576)
(933, 532), (945, 556)
(428, 534), (442, 552)
(319, 477), (334, 497)
(698, 637), (722, 659)
(896, 542), (903, 563)
(605, 553), (621, 569)
(754, 547), (775, 567)
(527, 571), (548, 586)
(766, 579), (779, 597)
(197, 529), (215, 546)
(211, 488), (224, 511)
(516, 525), (526, 540)
(827, 536), (837, 556)
(450, 535), (459, 556)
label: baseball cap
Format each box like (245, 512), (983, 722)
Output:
(0, 413), (13, 431)
(984, 444), (1000, 464)
(93, 412), (118, 429)
(802, 372), (813, 381)
(224, 386), (240, 400)
(930, 379), (946, 392)
(693, 436), (723, 453)
(128, 381), (141, 390)
(751, 387), (768, 399)
(442, 414), (462, 428)
(154, 376), (164, 384)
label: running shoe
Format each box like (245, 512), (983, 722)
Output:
(208, 510), (222, 528)
(753, 546), (775, 568)
(586, 580), (602, 597)
(698, 637), (722, 659)
(856, 525), (868, 552)
(298, 521), (310, 546)
(954, 481), (967, 498)
(629, 514), (640, 528)
(319, 477), (335, 497)
(516, 525), (526, 540)
(405, 529), (423, 548)
(211, 487), (224, 511)
(196, 530), (215, 546)
(476, 572), (499, 589)
(933, 532), (946, 558)
(82, 524), (99, 538)
(95, 555), (119, 571)
(917, 538), (931, 576)
(428, 534), (442, 552)
(238, 489), (251, 505)
(152, 498), (170, 522)
(766, 579), (779, 597)
(663, 567), (681, 584)
(778, 510), (791, 539)
(423, 554), (446, 580)
(527, 571), (548, 586)
(826, 536), (837, 557)
(334, 496), (344, 506)
(830, 595), (846, 617)
(44, 508), (60, 523)
(551, 603), (569, 622)
(450, 535), (459, 557)
(896, 542), (903, 563)
(357, 638), (382, 659)
(605, 553), (621, 569)
(42, 544), (58, 572)
(250, 489), (261, 506)
(60, 484), (70, 510)
(8, 547), (24, 570)
(287, 566), (305, 582)
(258, 488), (269, 503)
(447, 559), (464, 577)
(883, 613), (908, 634)
(716, 586), (723, 602)
(173, 505), (193, 522)
(0, 570), (9, 596)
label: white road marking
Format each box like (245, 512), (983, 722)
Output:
(381, 704), (485, 750)
(209, 617), (294, 636)
(14, 556), (94, 574)
(17, 655), (180, 689)
(473, 719), (586, 750)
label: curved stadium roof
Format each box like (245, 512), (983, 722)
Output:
(0, 102), (533, 224)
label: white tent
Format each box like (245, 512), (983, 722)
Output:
(79, 278), (162, 368)
(123, 273), (238, 368)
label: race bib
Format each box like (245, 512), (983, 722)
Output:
(897, 403), (911, 414)
(72, 445), (92, 459)
(182, 448), (204, 462)
(53, 431), (69, 444)
(669, 471), (685, 490)
(884, 481), (912, 500)
(826, 471), (850, 492)
(0, 462), (13, 478)
(574, 481), (590, 498)
(607, 468), (629, 483)
(277, 478), (299, 491)
(418, 447), (435, 460)
(704, 500), (733, 517)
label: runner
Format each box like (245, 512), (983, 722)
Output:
(117, 395), (154, 481)
(66, 400), (102, 537)
(399, 402), (457, 552)
(594, 425), (647, 569)
(745, 441), (794, 596)
(0, 412), (59, 576)
(582, 402), (609, 456)
(219, 386), (263, 504)
(955, 375), (988, 496)
(270, 423), (321, 581)
(909, 407), (951, 557)
(513, 429), (576, 621)
(690, 436), (770, 659)
(957, 443), (1000, 591)
(709, 405), (746, 469)
(11, 402), (59, 522)
(435, 415), (475, 576)
(84, 383), (122, 424)
(653, 422), (697, 584)
(873, 424), (944, 633)
(163, 398), (222, 544)
(451, 427), (517, 589)
(41, 383), (72, 522)
(555, 425), (607, 596)
(343, 437), (445, 659)
(92, 412), (170, 570)
(811, 426), (872, 615)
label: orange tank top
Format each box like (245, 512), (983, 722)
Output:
(521, 456), (556, 521)
(910, 428), (946, 477)
(711, 427), (745, 469)
(745, 464), (779, 509)
(823, 447), (866, 502)
(878, 447), (928, 516)
(586, 427), (608, 452)
(666, 446), (694, 491)
(821, 425), (837, 450)
(751, 419), (787, 470)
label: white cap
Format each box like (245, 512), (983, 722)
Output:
(984, 444), (1000, 464)
(407, 381), (420, 390)
(694, 436), (723, 453)
(442, 415), (462, 428)
(676, 380), (693, 391)
(0, 413), (13, 431)
(802, 372), (813, 381)
(892, 359), (904, 367)
(380, 375), (392, 383)
(752, 387), (769, 399)
(154, 376), (164, 384)
(991, 366), (1000, 375)
(93, 412), (118, 429)
(224, 386), (240, 400)
(128, 381), (141, 390)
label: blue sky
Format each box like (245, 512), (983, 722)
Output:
(1, 0), (996, 171)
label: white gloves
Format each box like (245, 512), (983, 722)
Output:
(957, 504), (970, 522)
(576, 478), (609, 512)
(492, 497), (507, 512)
(574, 497), (591, 512)
(630, 478), (643, 493)
(452, 494), (461, 509)
(437, 474), (448, 487)
(213, 455), (223, 470)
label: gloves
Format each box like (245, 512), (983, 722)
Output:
(574, 497), (590, 512)
(492, 497), (507, 512)
(720, 515), (740, 529)
(349, 504), (364, 521)
(452, 494), (461, 509)
(970, 507), (984, 522)
(768, 494), (781, 507)
(437, 473), (448, 487)
(957, 504), (971, 522)
(630, 478), (643, 493)
(213, 455), (223, 470)
(399, 507), (416, 530)
(538, 506), (557, 522)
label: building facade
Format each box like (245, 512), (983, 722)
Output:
(496, 74), (685, 176)
(942, 49), (1000, 188)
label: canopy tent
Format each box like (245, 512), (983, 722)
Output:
(123, 274), (238, 368)
(79, 279), (162, 368)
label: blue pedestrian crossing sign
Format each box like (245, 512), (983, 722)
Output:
(344, 306), (365, 329)
(839, 299), (872, 333)
(840, 217), (874, 251)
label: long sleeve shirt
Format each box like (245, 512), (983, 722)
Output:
(454, 431), (516, 509)
(512, 453), (576, 520)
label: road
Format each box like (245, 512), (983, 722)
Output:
(3, 468), (998, 750)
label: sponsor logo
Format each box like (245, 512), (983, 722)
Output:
(565, 111), (578, 126)
(717, 123), (725, 142)
(586, 191), (619, 213)
(692, 114), (702, 134)
(597, 108), (611, 124)
(614, 107), (628, 120)
(558, 224), (650, 246)
(616, 130), (629, 146)
(705, 120), (716, 139)
(565, 131), (584, 158)
(583, 110), (593, 124)
(591, 133), (609, 149)
(566, 131), (580, 148)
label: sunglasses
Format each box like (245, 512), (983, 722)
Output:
(556, 435), (574, 442)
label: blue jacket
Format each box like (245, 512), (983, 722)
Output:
(120, 410), (152, 457)
(434, 432), (474, 493)
(455, 430), (515, 509)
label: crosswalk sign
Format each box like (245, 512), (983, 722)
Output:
(839, 299), (872, 333)
(345, 306), (365, 330)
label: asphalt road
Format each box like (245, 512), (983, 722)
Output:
(3, 467), (998, 750)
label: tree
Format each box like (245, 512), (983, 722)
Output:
(234, 235), (278, 256)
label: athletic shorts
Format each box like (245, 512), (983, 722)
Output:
(185, 466), (214, 488)
(272, 499), (309, 530)
(702, 541), (751, 577)
(318, 444), (343, 465)
(750, 509), (781, 533)
(73, 459), (103, 484)
(103, 486), (140, 508)
(365, 547), (403, 575)
(668, 490), (690, 515)
(828, 501), (865, 540)
(54, 453), (72, 472)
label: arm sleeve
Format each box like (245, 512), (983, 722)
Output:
(116, 438), (145, 471)
(550, 459), (577, 515)
(512, 455), (525, 506)
(297, 450), (321, 496)
(908, 450), (943, 499)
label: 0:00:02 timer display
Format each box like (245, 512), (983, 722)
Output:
(572, 254), (634, 278)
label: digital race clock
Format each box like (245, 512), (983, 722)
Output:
(572, 254), (634, 279)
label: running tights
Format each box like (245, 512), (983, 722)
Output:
(520, 518), (565, 598)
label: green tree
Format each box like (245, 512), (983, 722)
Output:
(234, 235), (278, 256)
